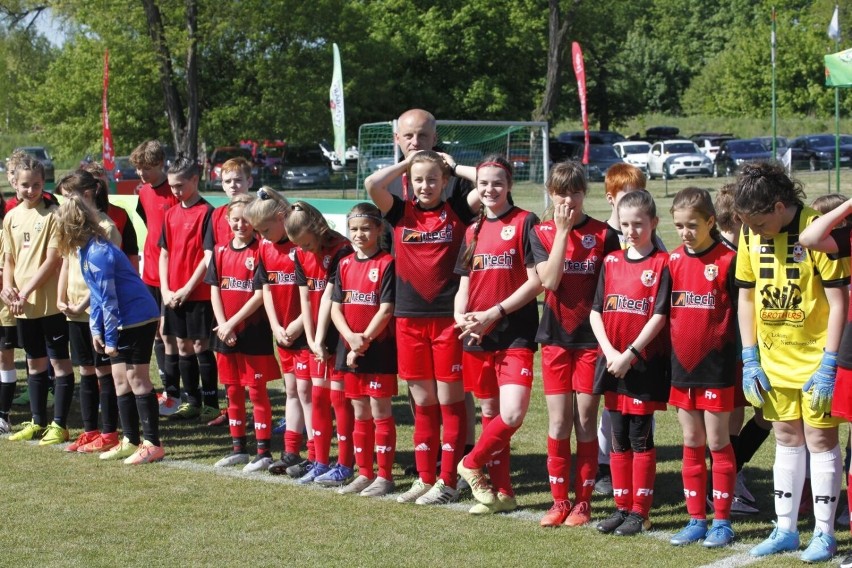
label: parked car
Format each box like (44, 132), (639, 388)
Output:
(360, 143), (397, 175)
(548, 139), (580, 164)
(690, 133), (737, 162)
(713, 139), (773, 177)
(646, 140), (713, 180)
(568, 144), (624, 182)
(19, 146), (55, 183)
(645, 126), (680, 144)
(205, 146), (260, 190)
(281, 145), (332, 189)
(112, 156), (141, 182)
(557, 130), (626, 145)
(756, 136), (789, 153)
(612, 141), (652, 172)
(786, 134), (852, 171)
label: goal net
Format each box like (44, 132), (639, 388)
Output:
(356, 120), (550, 193)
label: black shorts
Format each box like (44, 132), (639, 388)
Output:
(162, 301), (213, 340)
(17, 313), (70, 360)
(111, 321), (158, 365)
(68, 320), (111, 367)
(146, 284), (164, 308)
(0, 324), (19, 350)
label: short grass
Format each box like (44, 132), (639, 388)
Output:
(2, 169), (852, 566)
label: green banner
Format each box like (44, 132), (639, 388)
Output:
(825, 48), (852, 87)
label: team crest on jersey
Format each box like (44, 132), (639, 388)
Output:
(439, 210), (447, 221)
(34, 221), (44, 233)
(581, 234), (597, 249)
(245, 256), (255, 271)
(704, 264), (718, 281)
(368, 268), (379, 282)
(501, 226), (515, 241)
(792, 244), (806, 263)
(641, 270), (657, 287)
(323, 255), (332, 268)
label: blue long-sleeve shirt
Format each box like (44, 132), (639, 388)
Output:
(80, 237), (159, 348)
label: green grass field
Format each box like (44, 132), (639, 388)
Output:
(2, 169), (852, 567)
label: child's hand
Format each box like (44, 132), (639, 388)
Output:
(553, 202), (576, 233)
(92, 335), (106, 354)
(273, 325), (291, 347)
(105, 345), (118, 358)
(162, 290), (175, 308)
(347, 332), (369, 354)
(457, 309), (499, 344)
(9, 295), (26, 316)
(606, 350), (634, 379)
(214, 322), (236, 346)
(57, 300), (69, 314)
(65, 303), (85, 318)
(311, 342), (329, 362)
(346, 350), (360, 368)
(171, 287), (188, 308)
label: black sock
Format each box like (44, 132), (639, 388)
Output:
(79, 373), (99, 431)
(735, 416), (771, 471)
(0, 382), (15, 418)
(154, 339), (166, 381)
(164, 353), (180, 398)
(198, 350), (219, 408)
(233, 436), (247, 454)
(258, 438), (271, 455)
(136, 391), (160, 446)
(52, 374), (76, 428)
(178, 355), (201, 406)
(28, 370), (49, 427)
(98, 375), (118, 433)
(729, 434), (740, 464)
(117, 393), (140, 444)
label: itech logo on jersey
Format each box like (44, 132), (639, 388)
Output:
(759, 281), (805, 323)
(471, 251), (514, 271)
(563, 256), (597, 275)
(219, 276), (253, 291)
(306, 277), (327, 291)
(603, 294), (651, 315)
(267, 271), (296, 285)
(342, 289), (378, 305)
(671, 290), (716, 309)
(401, 225), (453, 244)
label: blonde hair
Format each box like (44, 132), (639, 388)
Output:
(243, 186), (290, 226)
(55, 194), (108, 256)
(227, 193), (254, 215)
(714, 183), (740, 234)
(285, 200), (334, 243)
(811, 193), (850, 228)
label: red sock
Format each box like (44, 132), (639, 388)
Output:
(331, 390), (354, 468)
(353, 418), (375, 479)
(307, 437), (316, 462)
(547, 436), (571, 503)
(464, 415), (518, 470)
(632, 448), (657, 518)
(374, 416), (396, 480)
(711, 444), (736, 521)
(489, 444), (514, 497)
(439, 400), (466, 488)
(284, 430), (303, 455)
(413, 403), (440, 484)
(682, 445), (707, 519)
(610, 450), (634, 512)
(575, 440), (598, 504)
(248, 384), (272, 444)
(226, 385), (246, 439)
(311, 385), (332, 465)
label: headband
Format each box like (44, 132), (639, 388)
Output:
(477, 161), (513, 180)
(347, 212), (383, 222)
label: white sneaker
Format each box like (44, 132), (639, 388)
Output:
(214, 452), (250, 468)
(360, 476), (395, 498)
(0, 416), (10, 434)
(416, 479), (460, 505)
(397, 478), (433, 503)
(735, 470), (757, 505)
(158, 394), (181, 417)
(243, 455), (274, 473)
(338, 475), (374, 495)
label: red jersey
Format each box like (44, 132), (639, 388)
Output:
(106, 203), (139, 258)
(137, 178), (178, 286)
(591, 248), (671, 402)
(531, 216), (621, 348)
(293, 234), (353, 344)
(455, 207), (539, 352)
(331, 251), (397, 374)
(256, 237), (307, 350)
(158, 197), (214, 302)
(204, 237), (272, 355)
(211, 204), (231, 246)
(668, 241), (737, 388)
(384, 195), (473, 317)
(828, 226), (852, 369)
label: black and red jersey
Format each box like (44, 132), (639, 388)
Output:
(294, 234), (353, 347)
(668, 241), (737, 388)
(255, 237), (307, 350)
(455, 207), (539, 352)
(211, 204), (232, 246)
(531, 216), (621, 348)
(384, 195), (473, 317)
(591, 248), (671, 402)
(158, 198), (214, 302)
(204, 237), (273, 355)
(106, 203), (139, 258)
(137, 179), (178, 286)
(331, 250), (397, 374)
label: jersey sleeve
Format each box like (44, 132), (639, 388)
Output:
(445, 177), (476, 224)
(201, 205), (215, 251)
(157, 220), (168, 251)
(45, 212), (59, 250)
(529, 228), (549, 265)
(203, 250), (221, 287)
(326, 246), (350, 284)
(89, 245), (120, 348)
(380, 259), (395, 304)
(654, 265), (672, 315)
(331, 266), (343, 303)
(812, 247), (851, 288)
(734, 229), (755, 288)
(383, 196), (405, 226)
(120, 212), (139, 256)
(135, 197), (146, 224)
(830, 226), (851, 259)
(522, 213), (540, 268)
(2, 215), (11, 256)
(254, 257), (269, 287)
(454, 234), (471, 277)
(604, 226), (622, 254)
(591, 263), (607, 313)
(294, 254), (306, 286)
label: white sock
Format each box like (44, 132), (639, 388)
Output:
(598, 411), (612, 465)
(0, 369), (16, 384)
(810, 445), (841, 536)
(774, 444), (807, 532)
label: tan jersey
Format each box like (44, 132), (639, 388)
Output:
(0, 230), (13, 327)
(2, 200), (61, 319)
(64, 213), (121, 322)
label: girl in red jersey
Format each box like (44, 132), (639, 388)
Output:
(366, 149), (479, 505)
(454, 155), (543, 514)
(206, 194), (279, 471)
(244, 187), (312, 475)
(590, 190), (671, 536)
(531, 162), (621, 527)
(666, 188), (738, 548)
(331, 203), (398, 497)
(286, 201), (355, 485)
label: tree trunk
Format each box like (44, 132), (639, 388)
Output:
(184, 0), (198, 161)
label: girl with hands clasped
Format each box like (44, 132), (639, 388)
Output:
(454, 156), (542, 515)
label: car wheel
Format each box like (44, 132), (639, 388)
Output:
(809, 156), (817, 172)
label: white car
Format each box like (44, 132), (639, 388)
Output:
(646, 140), (713, 180)
(613, 141), (651, 172)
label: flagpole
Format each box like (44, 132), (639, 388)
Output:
(771, 8), (777, 159)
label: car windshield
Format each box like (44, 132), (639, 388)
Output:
(728, 141), (765, 153)
(285, 148), (326, 165)
(621, 143), (650, 154)
(24, 148), (48, 160)
(588, 146), (619, 159)
(115, 157), (132, 169)
(665, 143), (698, 154)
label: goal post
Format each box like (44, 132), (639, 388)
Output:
(356, 120), (550, 198)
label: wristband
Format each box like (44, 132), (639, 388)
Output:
(450, 163), (458, 176)
(496, 303), (508, 317)
(627, 344), (641, 358)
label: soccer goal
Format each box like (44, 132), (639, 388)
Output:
(356, 120), (550, 195)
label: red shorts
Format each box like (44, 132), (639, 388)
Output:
(309, 354), (344, 381)
(604, 392), (666, 416)
(217, 352), (281, 386)
(832, 366), (852, 420)
(668, 385), (735, 412)
(733, 361), (748, 408)
(462, 348), (534, 399)
(541, 345), (597, 395)
(277, 347), (311, 380)
(344, 372), (398, 399)
(396, 317), (462, 382)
